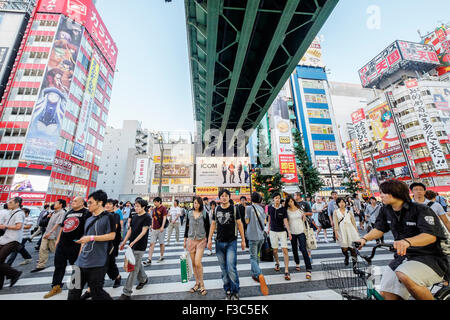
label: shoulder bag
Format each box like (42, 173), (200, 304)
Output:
(304, 216), (317, 250)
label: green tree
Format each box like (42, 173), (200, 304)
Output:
(293, 129), (324, 197)
(341, 157), (363, 195)
(252, 125), (284, 203)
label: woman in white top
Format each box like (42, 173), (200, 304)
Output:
(285, 195), (312, 280)
(312, 196), (329, 243)
(333, 197), (360, 266)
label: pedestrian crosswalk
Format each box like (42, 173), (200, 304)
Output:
(0, 227), (394, 300)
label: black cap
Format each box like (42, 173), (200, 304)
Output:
(409, 182), (426, 191)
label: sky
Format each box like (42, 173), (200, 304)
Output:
(95, 0), (450, 132)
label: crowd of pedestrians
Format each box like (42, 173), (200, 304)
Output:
(0, 181), (448, 300)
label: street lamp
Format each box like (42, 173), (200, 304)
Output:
(157, 134), (164, 199)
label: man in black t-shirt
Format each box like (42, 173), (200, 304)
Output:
(237, 196), (248, 248)
(104, 199), (122, 288)
(357, 180), (448, 300)
(44, 197), (91, 299)
(119, 198), (151, 300)
(208, 190), (245, 300)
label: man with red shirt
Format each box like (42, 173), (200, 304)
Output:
(143, 197), (168, 266)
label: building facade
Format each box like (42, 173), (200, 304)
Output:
(0, 0), (117, 206)
(96, 120), (151, 200)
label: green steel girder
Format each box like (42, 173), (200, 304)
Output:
(185, 0), (339, 135)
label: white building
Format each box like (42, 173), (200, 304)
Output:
(96, 120), (152, 199)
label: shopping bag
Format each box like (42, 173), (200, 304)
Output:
(180, 251), (193, 283)
(304, 220), (317, 250)
(124, 246), (135, 272)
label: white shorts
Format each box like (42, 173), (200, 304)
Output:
(150, 229), (166, 244)
(269, 231), (288, 249)
(380, 260), (444, 300)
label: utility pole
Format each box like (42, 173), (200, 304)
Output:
(327, 157), (335, 191)
(158, 134), (164, 199)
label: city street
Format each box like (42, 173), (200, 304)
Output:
(0, 227), (394, 300)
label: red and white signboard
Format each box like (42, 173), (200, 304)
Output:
(134, 158), (149, 186)
(278, 154), (299, 184)
(38, 0), (118, 69)
(351, 109), (366, 124)
(10, 192), (46, 200)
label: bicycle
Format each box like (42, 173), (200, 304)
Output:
(321, 242), (450, 300)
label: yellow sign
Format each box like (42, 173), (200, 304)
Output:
(279, 136), (291, 144)
(196, 187), (219, 196)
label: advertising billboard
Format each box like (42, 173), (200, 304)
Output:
(154, 164), (191, 178)
(367, 103), (399, 150)
(196, 157), (250, 187)
(279, 154), (299, 184)
(431, 87), (450, 141)
(359, 40), (439, 89)
(22, 15), (84, 164)
(134, 158), (149, 186)
(11, 167), (51, 193)
(299, 37), (324, 68)
(0, 11), (26, 95)
(316, 156), (343, 174)
(422, 25), (450, 67)
(406, 79), (448, 170)
(37, 0), (118, 69)
(72, 54), (100, 159)
(351, 109), (370, 145)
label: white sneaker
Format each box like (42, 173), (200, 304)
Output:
(324, 239), (329, 243)
(19, 259), (32, 266)
(157, 257), (165, 263)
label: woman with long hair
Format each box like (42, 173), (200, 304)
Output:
(333, 197), (360, 265)
(183, 197), (210, 296)
(284, 195), (312, 279)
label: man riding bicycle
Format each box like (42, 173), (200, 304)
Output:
(357, 180), (448, 300)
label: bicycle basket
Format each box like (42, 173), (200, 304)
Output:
(321, 258), (371, 300)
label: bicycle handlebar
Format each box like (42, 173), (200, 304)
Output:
(353, 241), (395, 263)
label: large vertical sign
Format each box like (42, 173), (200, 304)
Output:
(367, 103), (399, 150)
(72, 55), (100, 159)
(270, 96), (298, 184)
(406, 80), (448, 170)
(135, 158), (149, 186)
(278, 155), (299, 184)
(351, 108), (370, 145)
(22, 16), (84, 163)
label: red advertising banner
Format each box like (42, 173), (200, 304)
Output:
(351, 108), (365, 124)
(278, 154), (298, 184)
(37, 0), (118, 69)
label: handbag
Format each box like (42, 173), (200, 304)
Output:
(318, 210), (332, 229)
(260, 232), (274, 262)
(304, 218), (317, 250)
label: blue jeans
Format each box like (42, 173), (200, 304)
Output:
(290, 233), (312, 271)
(249, 239), (264, 278)
(215, 240), (239, 294)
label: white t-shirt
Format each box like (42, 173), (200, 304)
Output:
(287, 208), (305, 235)
(312, 202), (326, 212)
(413, 198), (446, 216)
(0, 209), (9, 225)
(0, 208), (25, 245)
(169, 206), (183, 222)
(22, 215), (35, 239)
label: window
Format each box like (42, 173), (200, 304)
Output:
(304, 94), (327, 104)
(310, 125), (333, 135)
(302, 79), (324, 90)
(80, 53), (90, 71)
(108, 73), (114, 85)
(307, 109), (330, 118)
(95, 89), (103, 103)
(97, 76), (106, 91)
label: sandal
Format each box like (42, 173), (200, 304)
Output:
(199, 286), (207, 296)
(295, 266), (301, 272)
(306, 271), (312, 280)
(190, 283), (200, 293)
(284, 272), (291, 281)
(274, 263), (280, 272)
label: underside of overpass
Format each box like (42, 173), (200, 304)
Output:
(185, 0), (339, 137)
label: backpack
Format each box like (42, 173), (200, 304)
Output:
(427, 202), (450, 256)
